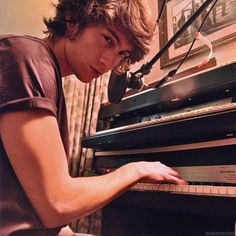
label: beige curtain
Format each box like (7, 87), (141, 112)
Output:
(62, 73), (109, 235)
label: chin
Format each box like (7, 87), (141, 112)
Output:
(74, 74), (93, 83)
(82, 77), (96, 83)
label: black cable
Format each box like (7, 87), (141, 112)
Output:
(175, 0), (218, 72)
(134, 0), (216, 76)
(155, 0), (218, 88)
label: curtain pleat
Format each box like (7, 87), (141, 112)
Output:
(62, 73), (109, 235)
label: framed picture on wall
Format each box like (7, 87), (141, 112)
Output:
(158, 0), (236, 68)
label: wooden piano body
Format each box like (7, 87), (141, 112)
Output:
(82, 62), (236, 236)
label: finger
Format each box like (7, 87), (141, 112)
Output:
(168, 175), (188, 185)
(158, 163), (182, 178)
(167, 168), (182, 178)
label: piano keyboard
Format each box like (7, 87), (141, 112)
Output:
(131, 183), (236, 197)
(94, 102), (236, 136)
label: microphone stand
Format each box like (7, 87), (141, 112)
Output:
(131, 0), (217, 81)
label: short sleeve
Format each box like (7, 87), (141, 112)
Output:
(0, 36), (61, 117)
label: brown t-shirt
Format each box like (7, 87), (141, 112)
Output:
(0, 35), (69, 235)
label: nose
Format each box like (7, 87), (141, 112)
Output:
(99, 50), (121, 73)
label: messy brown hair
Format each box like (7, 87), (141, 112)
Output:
(44, 0), (156, 67)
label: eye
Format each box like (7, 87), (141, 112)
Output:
(103, 35), (113, 46)
(119, 51), (130, 59)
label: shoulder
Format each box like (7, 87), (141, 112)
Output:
(0, 35), (58, 70)
(0, 35), (61, 93)
(0, 35), (62, 116)
(0, 35), (51, 54)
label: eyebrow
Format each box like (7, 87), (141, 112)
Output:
(106, 27), (132, 55)
(106, 28), (121, 45)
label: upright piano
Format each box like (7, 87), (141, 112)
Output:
(82, 61), (236, 236)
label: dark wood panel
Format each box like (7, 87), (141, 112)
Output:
(101, 191), (236, 236)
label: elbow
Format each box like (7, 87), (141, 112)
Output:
(36, 199), (73, 229)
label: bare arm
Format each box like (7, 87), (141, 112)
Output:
(0, 110), (186, 228)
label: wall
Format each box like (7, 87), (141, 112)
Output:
(1, 0), (235, 84)
(134, 1), (236, 85)
(0, 0), (56, 38)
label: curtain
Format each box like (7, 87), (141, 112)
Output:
(62, 73), (109, 235)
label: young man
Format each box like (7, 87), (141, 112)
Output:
(0, 0), (186, 235)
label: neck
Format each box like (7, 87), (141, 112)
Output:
(43, 37), (72, 77)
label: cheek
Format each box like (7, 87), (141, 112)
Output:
(114, 57), (123, 68)
(67, 45), (87, 70)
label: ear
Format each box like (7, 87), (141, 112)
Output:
(66, 22), (79, 40)
(65, 13), (79, 40)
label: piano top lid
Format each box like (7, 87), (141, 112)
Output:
(99, 61), (236, 120)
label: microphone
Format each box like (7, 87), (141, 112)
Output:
(108, 70), (129, 104)
(108, 67), (148, 104)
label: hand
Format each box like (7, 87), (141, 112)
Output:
(58, 226), (77, 236)
(134, 161), (187, 185)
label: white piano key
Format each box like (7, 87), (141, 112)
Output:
(203, 186), (211, 194)
(182, 185), (189, 193)
(188, 185), (197, 193)
(227, 187), (236, 195)
(175, 185), (183, 192)
(218, 187), (228, 195)
(210, 187), (219, 195)
(196, 186), (204, 193)
(152, 184), (159, 191)
(169, 184), (176, 192)
(131, 183), (236, 197)
(159, 185), (165, 191)
(163, 184), (170, 191)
